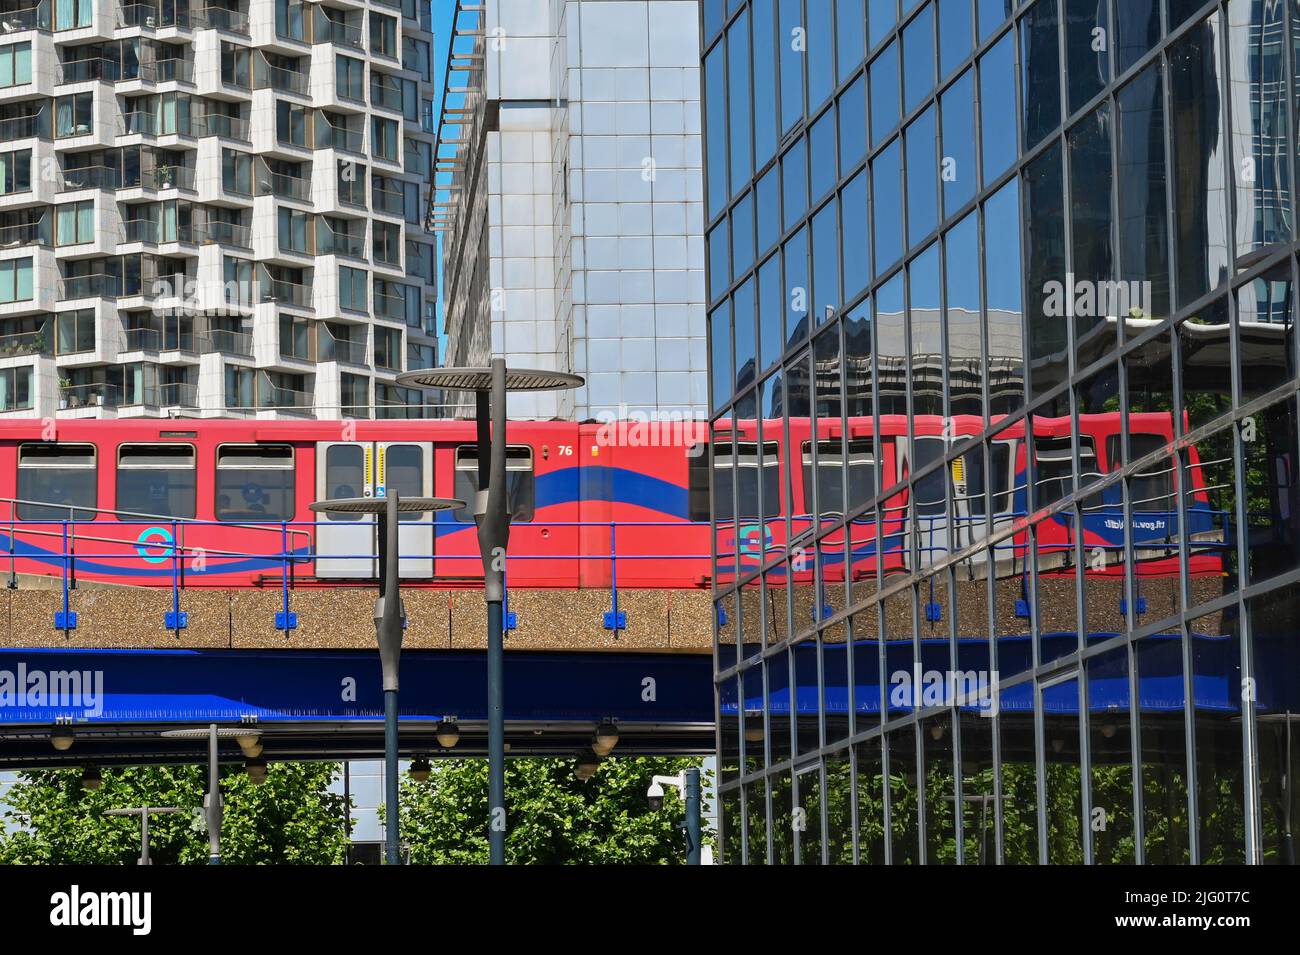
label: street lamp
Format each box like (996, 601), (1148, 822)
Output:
(646, 770), (703, 865)
(309, 491), (463, 866)
(398, 359), (583, 866)
(104, 806), (184, 865)
(159, 725), (261, 864)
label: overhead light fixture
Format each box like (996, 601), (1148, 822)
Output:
(930, 723), (946, 741)
(574, 747), (600, 782)
(1101, 721), (1117, 739)
(80, 765), (102, 790)
(244, 757), (267, 785)
(50, 730), (74, 751)
(435, 718), (460, 749)
(1051, 737), (1065, 754)
(591, 719), (619, 757)
(744, 725), (764, 743)
(409, 756), (432, 782)
(236, 734), (263, 758)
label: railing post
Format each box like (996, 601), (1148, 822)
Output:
(603, 521), (626, 631)
(66, 505), (76, 591)
(276, 519), (297, 632)
(55, 519), (76, 631)
(7, 507), (16, 589)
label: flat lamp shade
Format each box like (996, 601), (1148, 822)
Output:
(395, 367), (584, 393)
(309, 496), (464, 514)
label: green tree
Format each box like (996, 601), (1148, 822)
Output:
(0, 763), (349, 865)
(398, 757), (712, 865)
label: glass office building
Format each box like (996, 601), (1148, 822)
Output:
(703, 0), (1300, 863)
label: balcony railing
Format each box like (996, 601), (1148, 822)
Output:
(373, 289), (403, 320)
(142, 165), (195, 190)
(121, 110), (156, 135)
(122, 219), (195, 244)
(318, 228), (364, 257)
(196, 220), (250, 247)
(317, 122), (362, 153)
(320, 18), (362, 49)
(193, 5), (249, 35)
(145, 58), (194, 84)
(260, 383), (312, 412)
(372, 184), (404, 216)
(0, 221), (46, 247)
(60, 165), (119, 191)
(1, 4), (51, 32)
(58, 58), (124, 84)
(370, 76), (402, 112)
(195, 112), (250, 141)
(260, 278), (312, 308)
(319, 335), (365, 365)
(262, 64), (308, 95)
(156, 381), (198, 407)
(59, 274), (121, 300)
(60, 383), (121, 410)
(121, 327), (196, 352)
(0, 327), (52, 359)
(0, 115), (42, 140)
(197, 328), (253, 357)
(118, 3), (190, 29)
(259, 170), (309, 201)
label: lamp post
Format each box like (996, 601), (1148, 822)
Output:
(309, 492), (463, 865)
(159, 725), (262, 864)
(646, 769), (703, 864)
(398, 360), (582, 865)
(104, 806), (183, 865)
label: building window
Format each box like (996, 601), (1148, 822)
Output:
(371, 117), (397, 161)
(373, 325), (400, 370)
(277, 206), (310, 254)
(339, 265), (367, 311)
(116, 444), (196, 519)
(372, 221), (400, 265)
(338, 159), (366, 205)
(340, 372), (369, 418)
(0, 258), (33, 303)
(0, 150), (31, 196)
(0, 42), (31, 88)
(55, 92), (92, 137)
(275, 0), (306, 41)
(453, 446), (534, 523)
(369, 12), (396, 57)
(215, 445), (295, 522)
(336, 54), (364, 100)
(55, 201), (94, 246)
(56, 309), (95, 354)
(54, 0), (92, 31)
(224, 363), (254, 407)
(0, 367), (32, 413)
(275, 100), (308, 147)
(221, 148), (252, 195)
(17, 444), (96, 519)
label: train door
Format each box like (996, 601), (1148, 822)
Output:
(315, 440), (434, 578)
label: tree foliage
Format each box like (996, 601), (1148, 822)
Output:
(398, 757), (712, 865)
(0, 763), (349, 865)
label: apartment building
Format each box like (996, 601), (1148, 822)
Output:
(435, 0), (707, 420)
(0, 0), (439, 419)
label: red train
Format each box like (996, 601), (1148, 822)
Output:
(0, 412), (1220, 591)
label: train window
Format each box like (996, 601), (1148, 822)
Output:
(962, 442), (1014, 516)
(912, 437), (948, 516)
(324, 445), (365, 521)
(698, 442), (780, 523)
(801, 440), (875, 515)
(116, 444), (196, 519)
(215, 444), (295, 522)
(16, 443), (97, 521)
(1033, 435), (1097, 508)
(1108, 433), (1175, 513)
(385, 445), (427, 521)
(453, 445), (534, 523)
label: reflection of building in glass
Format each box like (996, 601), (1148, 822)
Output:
(703, 0), (1300, 864)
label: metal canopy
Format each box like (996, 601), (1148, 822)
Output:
(395, 367), (584, 393)
(308, 496), (463, 514)
(160, 727), (260, 740)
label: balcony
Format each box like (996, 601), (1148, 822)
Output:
(141, 165), (195, 191)
(0, 221), (46, 248)
(372, 183), (404, 216)
(59, 274), (121, 300)
(195, 113), (250, 141)
(320, 19), (362, 50)
(259, 170), (309, 201)
(0, 114), (42, 140)
(121, 327), (196, 352)
(121, 110), (156, 136)
(261, 64), (308, 96)
(197, 328), (252, 357)
(0, 3), (49, 31)
(155, 381), (198, 408)
(144, 59), (195, 84)
(317, 226), (363, 258)
(260, 278), (311, 309)
(121, 219), (196, 244)
(260, 382), (312, 414)
(192, 5), (249, 35)
(60, 165), (120, 191)
(0, 326), (52, 359)
(373, 288), (404, 320)
(118, 3), (190, 29)
(316, 122), (362, 154)
(59, 58), (125, 84)
(196, 220), (250, 247)
(370, 76), (402, 112)
(319, 333), (365, 365)
(60, 382), (121, 410)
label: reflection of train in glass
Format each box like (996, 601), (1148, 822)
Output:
(0, 412), (1219, 589)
